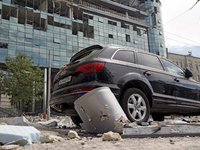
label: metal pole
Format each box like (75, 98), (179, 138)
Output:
(47, 49), (51, 120)
(43, 68), (47, 113)
(32, 81), (35, 112)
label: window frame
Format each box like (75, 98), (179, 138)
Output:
(137, 52), (164, 71)
(111, 49), (135, 64)
(162, 58), (186, 77)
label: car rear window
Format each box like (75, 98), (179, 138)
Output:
(70, 46), (102, 63)
(137, 52), (163, 70)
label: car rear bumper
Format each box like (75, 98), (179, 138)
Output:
(50, 81), (120, 116)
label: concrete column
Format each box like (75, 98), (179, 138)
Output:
(69, 7), (73, 19)
(126, 11), (129, 18)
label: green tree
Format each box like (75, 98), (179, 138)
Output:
(0, 52), (44, 115)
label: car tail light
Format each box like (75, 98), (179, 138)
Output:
(75, 62), (105, 73)
(70, 88), (95, 93)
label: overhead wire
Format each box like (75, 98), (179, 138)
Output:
(146, 0), (200, 48)
(189, 0), (200, 10)
(148, 26), (200, 48)
(164, 0), (200, 26)
(163, 10), (189, 26)
(163, 31), (200, 45)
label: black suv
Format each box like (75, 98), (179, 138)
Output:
(50, 45), (200, 124)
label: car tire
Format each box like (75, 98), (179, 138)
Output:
(121, 88), (150, 123)
(71, 116), (83, 126)
(152, 114), (164, 121)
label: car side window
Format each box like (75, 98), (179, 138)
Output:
(162, 59), (185, 77)
(137, 53), (163, 70)
(113, 50), (134, 63)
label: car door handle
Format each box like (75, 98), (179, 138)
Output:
(143, 71), (151, 76)
(174, 78), (179, 82)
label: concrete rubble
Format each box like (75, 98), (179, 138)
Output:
(0, 115), (72, 147)
(0, 125), (40, 145)
(68, 130), (80, 139)
(122, 120), (200, 138)
(102, 131), (121, 141)
(39, 135), (55, 143)
(0, 116), (43, 127)
(4, 139), (28, 146)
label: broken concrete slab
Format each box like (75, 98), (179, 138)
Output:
(74, 87), (129, 133)
(0, 125), (40, 145)
(102, 131), (121, 141)
(0, 116), (43, 127)
(0, 117), (29, 126)
(123, 124), (200, 138)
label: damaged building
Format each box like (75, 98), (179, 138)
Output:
(0, 0), (166, 113)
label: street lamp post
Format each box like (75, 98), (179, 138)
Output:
(47, 49), (51, 120)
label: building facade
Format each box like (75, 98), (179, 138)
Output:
(111, 0), (166, 56)
(0, 0), (166, 70)
(138, 0), (166, 57)
(168, 53), (200, 82)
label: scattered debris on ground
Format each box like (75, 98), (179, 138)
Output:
(0, 115), (200, 150)
(39, 135), (55, 143)
(1, 88), (200, 149)
(102, 131), (121, 141)
(68, 130), (80, 139)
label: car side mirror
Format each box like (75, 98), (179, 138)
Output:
(184, 67), (193, 78)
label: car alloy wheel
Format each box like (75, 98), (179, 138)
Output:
(127, 93), (147, 121)
(121, 88), (150, 122)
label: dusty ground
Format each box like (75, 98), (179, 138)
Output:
(16, 116), (200, 150)
(19, 131), (200, 150)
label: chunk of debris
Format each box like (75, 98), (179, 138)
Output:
(0, 145), (19, 150)
(165, 120), (173, 125)
(51, 136), (64, 142)
(39, 135), (55, 143)
(68, 130), (80, 139)
(96, 133), (103, 137)
(102, 131), (121, 141)
(74, 87), (129, 133)
(37, 119), (60, 127)
(169, 139), (175, 144)
(5, 139), (28, 146)
(0, 117), (29, 126)
(0, 125), (40, 145)
(141, 122), (149, 126)
(0, 116), (43, 128)
(0, 123), (7, 125)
